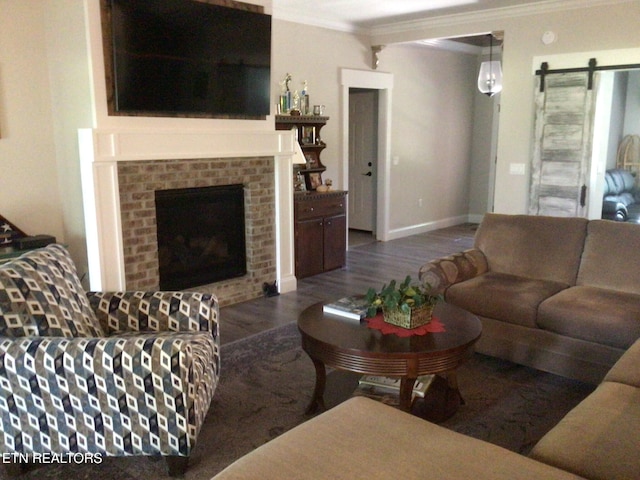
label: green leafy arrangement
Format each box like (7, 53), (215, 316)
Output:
(364, 275), (440, 318)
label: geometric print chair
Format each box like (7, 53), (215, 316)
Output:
(0, 244), (220, 476)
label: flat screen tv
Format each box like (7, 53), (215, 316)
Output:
(105, 0), (271, 118)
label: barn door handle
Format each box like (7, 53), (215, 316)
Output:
(580, 185), (587, 207)
(362, 172), (372, 176)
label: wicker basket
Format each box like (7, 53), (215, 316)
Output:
(383, 303), (433, 329)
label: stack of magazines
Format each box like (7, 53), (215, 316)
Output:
(322, 296), (369, 320)
(355, 374), (435, 404)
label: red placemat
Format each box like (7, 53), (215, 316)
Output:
(365, 313), (446, 337)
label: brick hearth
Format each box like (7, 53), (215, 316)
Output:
(117, 156), (275, 306)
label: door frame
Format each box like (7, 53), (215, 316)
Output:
(341, 69), (394, 242)
(348, 88), (378, 232)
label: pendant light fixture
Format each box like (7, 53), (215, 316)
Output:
(477, 33), (503, 96)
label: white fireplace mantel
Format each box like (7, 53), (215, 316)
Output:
(78, 127), (302, 295)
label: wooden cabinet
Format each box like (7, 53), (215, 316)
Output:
(294, 191), (347, 279)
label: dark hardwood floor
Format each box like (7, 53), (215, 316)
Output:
(220, 223), (477, 344)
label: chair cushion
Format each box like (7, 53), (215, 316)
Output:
(577, 220), (640, 294)
(537, 286), (640, 350)
(0, 244), (104, 337)
(474, 214), (587, 285)
(530, 381), (640, 480)
(446, 272), (569, 328)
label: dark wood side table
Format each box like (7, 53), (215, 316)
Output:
(298, 302), (482, 415)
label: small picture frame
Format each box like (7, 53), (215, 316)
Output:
(306, 172), (323, 191)
(304, 151), (319, 169)
(301, 126), (316, 145)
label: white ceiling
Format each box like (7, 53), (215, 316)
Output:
(271, 0), (552, 33)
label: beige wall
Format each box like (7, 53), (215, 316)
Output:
(380, 43), (477, 230)
(0, 1), (63, 241)
(43, 0), (94, 271)
(3, 0), (639, 277)
(273, 21), (480, 232)
(372, 0), (640, 214)
(271, 19), (370, 185)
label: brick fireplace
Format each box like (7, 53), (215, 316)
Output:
(118, 157), (274, 305)
(79, 127), (301, 304)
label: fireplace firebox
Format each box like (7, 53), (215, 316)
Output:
(155, 184), (247, 290)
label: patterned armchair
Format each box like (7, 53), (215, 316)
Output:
(0, 244), (220, 476)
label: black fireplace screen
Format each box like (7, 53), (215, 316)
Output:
(155, 184), (247, 290)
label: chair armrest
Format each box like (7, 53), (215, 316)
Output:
(418, 249), (488, 294)
(0, 332), (218, 456)
(86, 291), (219, 336)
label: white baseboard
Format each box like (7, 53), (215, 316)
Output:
(385, 215), (471, 241)
(278, 274), (297, 294)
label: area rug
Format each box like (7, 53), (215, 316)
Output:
(2, 322), (594, 480)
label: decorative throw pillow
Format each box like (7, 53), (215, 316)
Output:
(0, 244), (104, 338)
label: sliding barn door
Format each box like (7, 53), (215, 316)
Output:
(529, 72), (599, 217)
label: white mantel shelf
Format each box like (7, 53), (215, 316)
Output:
(78, 127), (301, 295)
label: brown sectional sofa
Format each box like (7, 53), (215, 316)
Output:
(211, 338), (640, 479)
(419, 213), (640, 384)
(210, 214), (640, 480)
(529, 339), (640, 480)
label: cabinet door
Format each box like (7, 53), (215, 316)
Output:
(323, 214), (346, 271)
(295, 218), (324, 278)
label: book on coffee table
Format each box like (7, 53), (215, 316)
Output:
(358, 374), (435, 399)
(323, 296), (369, 320)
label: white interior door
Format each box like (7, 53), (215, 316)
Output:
(348, 90), (377, 231)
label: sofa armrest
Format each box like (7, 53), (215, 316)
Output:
(0, 332), (218, 456)
(87, 291), (219, 337)
(418, 249), (488, 294)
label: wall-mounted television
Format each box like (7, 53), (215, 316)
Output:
(104, 0), (271, 118)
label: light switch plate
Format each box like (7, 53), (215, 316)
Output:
(509, 163), (526, 175)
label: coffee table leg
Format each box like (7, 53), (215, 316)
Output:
(399, 378), (416, 412)
(445, 371), (465, 405)
(305, 357), (327, 414)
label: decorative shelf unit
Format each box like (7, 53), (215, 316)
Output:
(276, 115), (329, 191)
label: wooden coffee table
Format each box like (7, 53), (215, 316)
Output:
(298, 302), (482, 416)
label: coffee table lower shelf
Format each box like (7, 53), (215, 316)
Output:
(298, 302), (482, 420)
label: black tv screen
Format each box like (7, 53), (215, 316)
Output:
(108, 0), (271, 118)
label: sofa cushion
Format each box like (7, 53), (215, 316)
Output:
(446, 272), (569, 328)
(604, 338), (640, 387)
(578, 220), (640, 294)
(213, 396), (585, 480)
(537, 286), (640, 350)
(530, 381), (640, 480)
(474, 214), (587, 285)
(0, 244), (104, 338)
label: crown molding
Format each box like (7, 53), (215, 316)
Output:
(272, 8), (367, 34)
(369, 0), (635, 38)
(273, 0), (634, 39)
